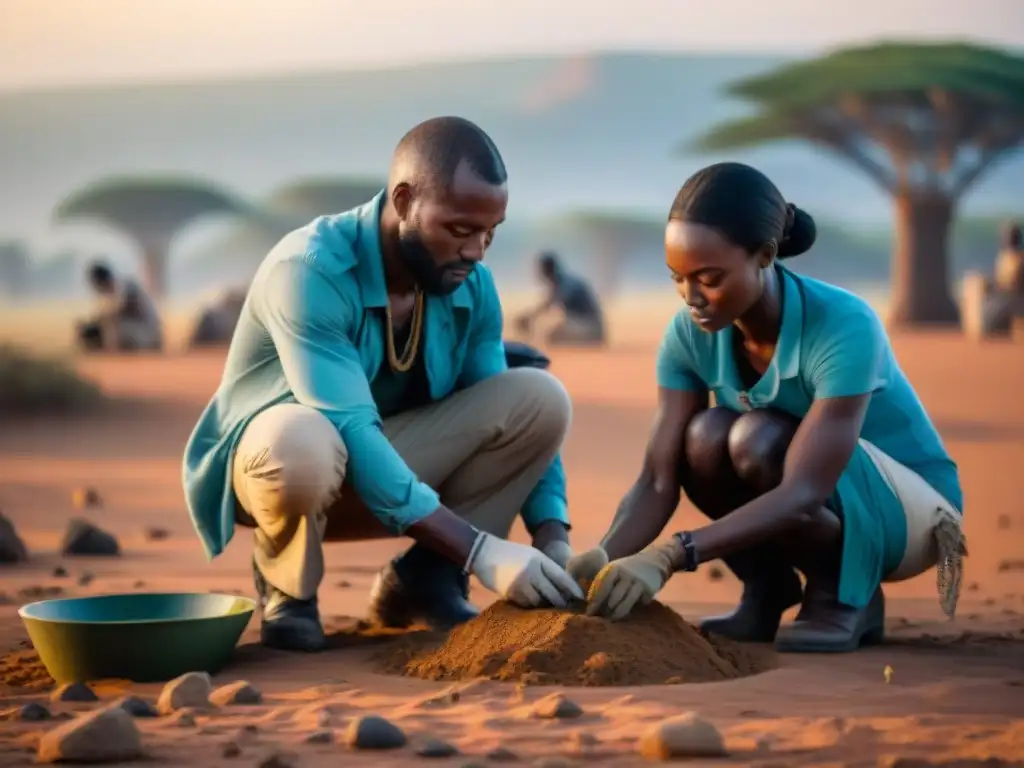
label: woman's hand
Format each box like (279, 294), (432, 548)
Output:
(585, 539), (681, 621)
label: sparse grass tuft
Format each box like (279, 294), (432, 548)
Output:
(0, 344), (105, 415)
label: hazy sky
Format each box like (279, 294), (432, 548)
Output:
(3, 0), (1024, 92)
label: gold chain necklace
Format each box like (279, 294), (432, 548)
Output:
(385, 289), (424, 373)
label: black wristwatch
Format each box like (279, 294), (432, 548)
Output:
(673, 531), (699, 572)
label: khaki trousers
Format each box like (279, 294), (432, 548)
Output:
(231, 368), (572, 600)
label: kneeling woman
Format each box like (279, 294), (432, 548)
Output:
(570, 162), (965, 653)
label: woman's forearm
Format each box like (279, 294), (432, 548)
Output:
(600, 475), (680, 560)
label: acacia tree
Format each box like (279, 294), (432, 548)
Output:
(54, 177), (249, 297)
(690, 42), (1024, 327)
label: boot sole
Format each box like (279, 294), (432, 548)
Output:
(774, 623), (884, 654)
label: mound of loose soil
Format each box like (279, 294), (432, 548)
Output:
(375, 600), (775, 687)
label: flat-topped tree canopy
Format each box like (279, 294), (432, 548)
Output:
(265, 177), (387, 223)
(54, 176), (250, 297)
(686, 42), (1024, 327)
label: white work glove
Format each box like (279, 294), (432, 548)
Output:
(469, 533), (584, 608)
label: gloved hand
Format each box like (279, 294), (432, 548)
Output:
(565, 546), (609, 592)
(586, 540), (679, 621)
(539, 539), (574, 569)
(469, 533), (584, 608)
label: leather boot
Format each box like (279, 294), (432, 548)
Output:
(365, 543), (479, 630)
(700, 568), (803, 643)
(253, 558), (327, 652)
(775, 582), (885, 653)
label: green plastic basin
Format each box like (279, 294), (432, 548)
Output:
(19, 592), (256, 684)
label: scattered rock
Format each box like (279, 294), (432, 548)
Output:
(997, 514), (1011, 530)
(487, 745), (519, 761)
(71, 487), (102, 509)
(133, 580), (145, 588)
(115, 696), (158, 718)
(173, 708), (197, 727)
(967, 582), (980, 592)
(416, 738), (459, 758)
(143, 526), (170, 541)
(998, 559), (1024, 573)
(536, 760), (576, 768)
(567, 730), (598, 754)
(37, 706), (143, 763)
(0, 511), (28, 563)
(336, 580), (352, 588)
(221, 740), (241, 758)
(50, 682), (98, 702)
(210, 680), (262, 706)
(61, 518), (120, 557)
(13, 702), (51, 721)
(532, 693), (583, 720)
(258, 751), (298, 768)
(315, 708), (332, 728)
(305, 729), (333, 744)
(344, 714), (407, 750)
(52, 566), (68, 578)
(706, 565), (724, 582)
(637, 712), (727, 760)
(157, 671), (212, 713)
(77, 571), (95, 587)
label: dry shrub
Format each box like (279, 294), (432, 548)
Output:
(0, 344), (104, 414)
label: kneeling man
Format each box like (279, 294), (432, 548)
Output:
(183, 117), (581, 652)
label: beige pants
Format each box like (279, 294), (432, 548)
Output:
(859, 440), (966, 615)
(231, 368), (572, 600)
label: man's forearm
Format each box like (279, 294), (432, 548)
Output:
(406, 507), (482, 567)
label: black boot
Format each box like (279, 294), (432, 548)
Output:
(253, 558), (326, 652)
(774, 582), (885, 653)
(700, 568), (803, 643)
(365, 543), (479, 630)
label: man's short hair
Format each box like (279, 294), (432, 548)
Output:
(391, 116), (507, 191)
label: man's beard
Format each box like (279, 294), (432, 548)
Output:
(398, 228), (475, 296)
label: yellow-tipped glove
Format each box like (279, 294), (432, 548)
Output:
(585, 541), (678, 621)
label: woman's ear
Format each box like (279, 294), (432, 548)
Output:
(758, 239), (778, 269)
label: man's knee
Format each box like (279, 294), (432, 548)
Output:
(727, 409), (800, 492)
(234, 403), (348, 519)
(684, 407), (739, 481)
(497, 367), (572, 447)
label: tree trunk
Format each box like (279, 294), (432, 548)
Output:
(887, 191), (960, 328)
(139, 244), (166, 298)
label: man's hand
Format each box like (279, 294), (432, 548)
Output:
(564, 547), (609, 592)
(531, 521), (572, 568)
(586, 539), (680, 621)
(470, 533), (583, 608)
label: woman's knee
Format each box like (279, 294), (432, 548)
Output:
(683, 407), (740, 482)
(727, 409), (801, 493)
(233, 403), (348, 519)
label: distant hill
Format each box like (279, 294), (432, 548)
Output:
(3, 51), (1022, 244)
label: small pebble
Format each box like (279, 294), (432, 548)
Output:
(706, 565), (724, 582)
(52, 566), (68, 578)
(532, 693), (583, 720)
(71, 487), (102, 509)
(50, 682), (98, 703)
(336, 580), (352, 588)
(258, 751), (298, 768)
(637, 712), (727, 759)
(487, 745), (519, 761)
(305, 729), (333, 744)
(157, 671), (212, 713)
(144, 526), (171, 541)
(221, 740), (241, 758)
(344, 714), (407, 750)
(18, 702), (52, 721)
(416, 738), (459, 758)
(997, 514), (1011, 530)
(210, 680), (262, 706)
(115, 695), (159, 717)
(315, 708), (332, 728)
(77, 572), (94, 587)
(536, 760), (576, 768)
(174, 708), (197, 727)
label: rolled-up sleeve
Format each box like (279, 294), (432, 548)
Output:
(257, 257), (440, 532)
(457, 269), (571, 532)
